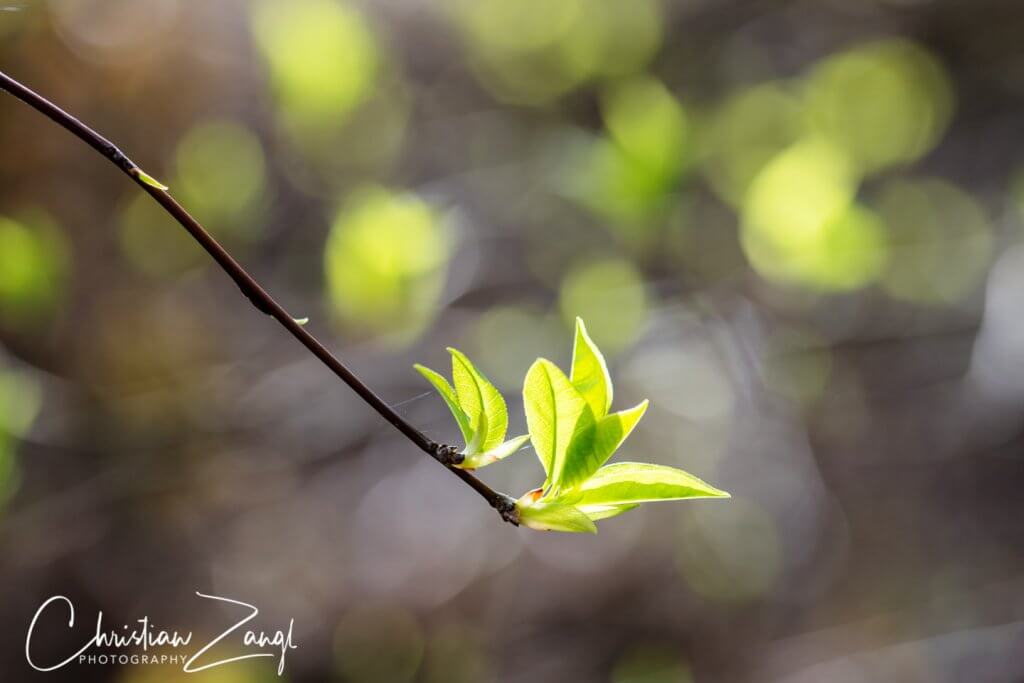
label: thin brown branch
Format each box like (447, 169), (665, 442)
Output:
(0, 69), (518, 524)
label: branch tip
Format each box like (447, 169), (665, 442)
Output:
(0, 67), (513, 524)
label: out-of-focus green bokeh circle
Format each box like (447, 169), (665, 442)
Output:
(559, 258), (648, 354)
(0, 212), (68, 325)
(324, 187), (452, 343)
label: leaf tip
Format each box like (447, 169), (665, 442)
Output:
(135, 168), (169, 191)
(293, 317), (309, 326)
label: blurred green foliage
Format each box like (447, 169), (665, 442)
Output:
(252, 0), (378, 132)
(612, 645), (693, 683)
(676, 498), (782, 603)
(742, 139), (888, 291)
(704, 83), (803, 206)
(174, 121), (268, 237)
(566, 76), (690, 236)
(878, 178), (992, 304)
(559, 258), (648, 354)
(324, 187), (451, 342)
(449, 0), (661, 103)
(0, 368), (41, 510)
(805, 40), (953, 174)
(0, 211), (67, 326)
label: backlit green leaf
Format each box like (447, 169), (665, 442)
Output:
(523, 358), (595, 490)
(568, 462), (729, 506)
(462, 434), (530, 469)
(578, 503), (639, 522)
(135, 169), (169, 191)
(560, 399), (649, 490)
(570, 317), (612, 419)
(414, 363), (474, 446)
(449, 348), (508, 453)
(517, 500), (597, 534)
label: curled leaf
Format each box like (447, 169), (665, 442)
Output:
(461, 434), (530, 469)
(516, 500), (597, 534)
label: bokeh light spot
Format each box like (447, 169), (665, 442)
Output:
(559, 258), (648, 354)
(0, 369), (42, 438)
(602, 76), (688, 181)
(119, 193), (205, 277)
(448, 0), (660, 104)
(252, 0), (378, 129)
(805, 39), (953, 173)
(742, 139), (888, 291)
(677, 498), (781, 603)
(472, 306), (564, 390)
(324, 187), (451, 342)
(703, 83), (804, 205)
(878, 178), (992, 304)
(174, 120), (268, 239)
(0, 212), (67, 325)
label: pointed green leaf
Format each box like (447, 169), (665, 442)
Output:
(571, 317), (612, 419)
(560, 399), (649, 490)
(135, 169), (169, 191)
(448, 348), (508, 452)
(463, 409), (487, 457)
(578, 503), (639, 522)
(517, 501), (597, 534)
(569, 462), (729, 506)
(461, 434), (530, 469)
(523, 359), (595, 490)
(414, 364), (474, 446)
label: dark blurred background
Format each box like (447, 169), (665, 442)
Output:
(3, 0), (1024, 681)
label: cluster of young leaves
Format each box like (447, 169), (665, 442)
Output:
(414, 349), (530, 469)
(416, 319), (728, 533)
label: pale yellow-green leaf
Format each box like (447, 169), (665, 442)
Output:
(560, 399), (648, 490)
(570, 317), (612, 418)
(463, 409), (487, 457)
(461, 434), (529, 469)
(569, 462), (729, 506)
(577, 503), (639, 522)
(522, 358), (595, 490)
(135, 169), (169, 191)
(517, 501), (597, 534)
(448, 348), (508, 452)
(414, 363), (474, 447)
